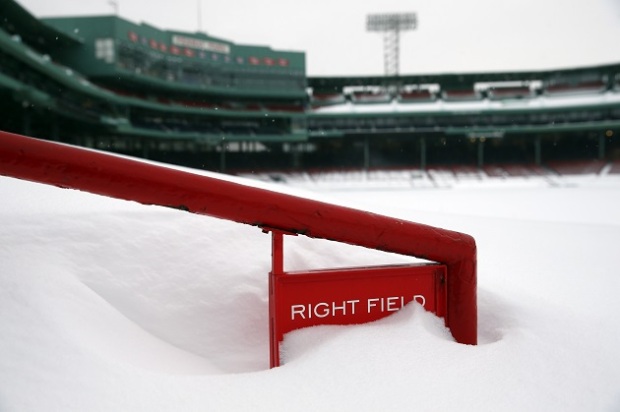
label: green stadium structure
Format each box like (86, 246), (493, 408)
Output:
(1, 0), (619, 173)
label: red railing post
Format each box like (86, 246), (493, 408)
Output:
(267, 228), (290, 368)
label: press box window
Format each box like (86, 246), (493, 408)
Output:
(95, 38), (115, 63)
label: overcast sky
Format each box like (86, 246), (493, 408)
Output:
(16, 0), (620, 76)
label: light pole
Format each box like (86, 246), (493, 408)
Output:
(108, 1), (118, 15)
(366, 13), (417, 76)
(197, 0), (202, 31)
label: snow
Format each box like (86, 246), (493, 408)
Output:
(1, 168), (620, 411)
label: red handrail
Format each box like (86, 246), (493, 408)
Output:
(0, 131), (477, 344)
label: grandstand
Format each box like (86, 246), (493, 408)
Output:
(0, 0), (619, 175)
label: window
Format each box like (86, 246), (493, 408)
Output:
(95, 38), (115, 63)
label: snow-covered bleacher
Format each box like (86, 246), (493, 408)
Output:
(240, 159), (617, 189)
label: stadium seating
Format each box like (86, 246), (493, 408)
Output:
(397, 89), (435, 103)
(487, 86), (533, 100)
(350, 90), (392, 104)
(545, 80), (607, 96)
(441, 89), (481, 101)
(547, 160), (607, 175)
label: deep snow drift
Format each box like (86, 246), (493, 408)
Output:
(1, 170), (620, 411)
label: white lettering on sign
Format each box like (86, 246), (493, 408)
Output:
(290, 295), (426, 321)
(171, 35), (230, 54)
(413, 294), (425, 307)
(367, 296), (403, 313)
(291, 300), (360, 320)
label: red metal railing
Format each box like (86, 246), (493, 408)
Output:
(0, 130), (477, 345)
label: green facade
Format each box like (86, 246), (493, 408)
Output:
(1, 0), (619, 171)
(43, 16), (306, 98)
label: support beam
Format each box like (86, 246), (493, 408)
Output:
(219, 141), (226, 172)
(22, 109), (31, 136)
(534, 135), (542, 165)
(477, 138), (485, 168)
(599, 133), (606, 160)
(292, 143), (302, 169)
(363, 136), (370, 171)
(420, 136), (426, 170)
(51, 118), (59, 142)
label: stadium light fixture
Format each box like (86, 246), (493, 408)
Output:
(108, 0), (118, 15)
(366, 13), (417, 76)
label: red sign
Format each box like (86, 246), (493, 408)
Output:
(269, 258), (447, 367)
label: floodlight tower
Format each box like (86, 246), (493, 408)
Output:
(108, 0), (118, 15)
(366, 13), (417, 76)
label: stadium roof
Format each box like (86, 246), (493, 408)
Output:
(309, 63), (620, 92)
